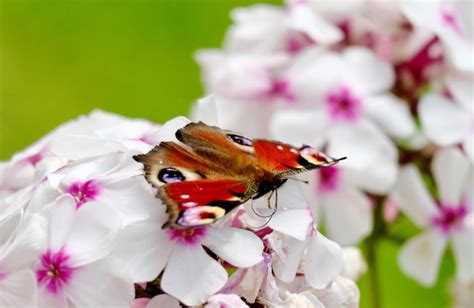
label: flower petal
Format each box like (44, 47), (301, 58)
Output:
(343, 47), (394, 95)
(95, 177), (155, 225)
(398, 229), (447, 286)
(161, 245), (228, 306)
(270, 107), (329, 152)
(190, 95), (219, 126)
(419, 94), (470, 146)
(391, 165), (438, 227)
(432, 147), (470, 206)
(321, 185), (372, 245)
(304, 232), (343, 289)
(204, 227), (263, 268)
(287, 4), (343, 45)
(270, 233), (307, 283)
(65, 258), (134, 307)
(147, 294), (180, 308)
(327, 120), (397, 171)
(269, 210), (313, 241)
(364, 94), (416, 139)
(66, 201), (122, 267)
(451, 221), (474, 282)
(0, 270), (37, 307)
(112, 222), (173, 283)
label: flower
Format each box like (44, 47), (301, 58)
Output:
(0, 213), (45, 307)
(419, 75), (473, 162)
(205, 293), (248, 308)
(224, 2), (343, 54)
(113, 198), (264, 306)
(391, 147), (473, 285)
(35, 195), (133, 307)
(401, 0), (474, 72)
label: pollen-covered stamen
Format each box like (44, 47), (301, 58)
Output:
(431, 201), (468, 234)
(168, 226), (207, 246)
(325, 85), (362, 122)
(67, 180), (100, 208)
(317, 166), (340, 193)
(36, 248), (75, 295)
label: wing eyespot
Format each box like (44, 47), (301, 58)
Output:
(227, 134), (253, 147)
(227, 134), (255, 154)
(158, 167), (186, 183)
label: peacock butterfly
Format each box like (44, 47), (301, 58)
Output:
(134, 122), (345, 229)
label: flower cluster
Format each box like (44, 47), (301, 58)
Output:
(0, 110), (362, 307)
(195, 0), (473, 303)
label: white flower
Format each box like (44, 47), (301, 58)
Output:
(0, 213), (45, 307)
(28, 152), (153, 226)
(35, 195), (133, 307)
(391, 147), (473, 286)
(419, 75), (474, 162)
(401, 0), (474, 72)
(224, 3), (343, 54)
(113, 203), (263, 306)
(267, 229), (343, 290)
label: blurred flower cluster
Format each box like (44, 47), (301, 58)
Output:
(0, 110), (363, 307)
(195, 0), (473, 305)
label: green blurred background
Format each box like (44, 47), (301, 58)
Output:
(0, 0), (455, 307)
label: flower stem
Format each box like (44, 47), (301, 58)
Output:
(366, 197), (384, 308)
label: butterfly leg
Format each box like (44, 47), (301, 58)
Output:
(267, 190), (274, 209)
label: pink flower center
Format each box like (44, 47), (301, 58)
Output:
(267, 78), (295, 103)
(286, 31), (315, 54)
(441, 9), (463, 37)
(168, 227), (207, 246)
(317, 166), (340, 193)
(67, 180), (100, 208)
(431, 201), (468, 234)
(325, 86), (362, 121)
(37, 248), (75, 294)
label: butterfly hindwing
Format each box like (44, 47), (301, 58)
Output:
(158, 179), (254, 228)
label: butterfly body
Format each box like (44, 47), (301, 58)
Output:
(134, 122), (344, 229)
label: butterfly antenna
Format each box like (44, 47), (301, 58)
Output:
(333, 156), (347, 163)
(287, 177), (309, 184)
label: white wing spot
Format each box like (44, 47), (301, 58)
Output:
(182, 201), (198, 207)
(290, 148), (298, 154)
(277, 145), (284, 150)
(180, 194), (190, 199)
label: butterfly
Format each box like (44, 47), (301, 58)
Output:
(133, 122), (345, 229)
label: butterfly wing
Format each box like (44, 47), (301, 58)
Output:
(159, 179), (253, 228)
(134, 122), (259, 228)
(252, 140), (343, 177)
